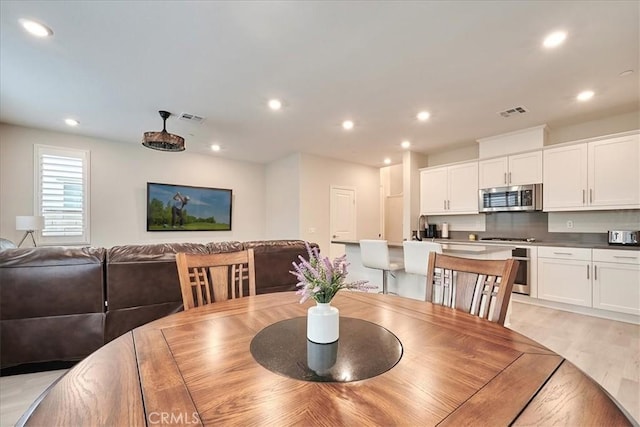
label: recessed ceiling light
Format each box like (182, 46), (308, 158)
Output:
(19, 19), (53, 38)
(543, 31), (567, 48)
(383, 158), (391, 165)
(268, 99), (282, 110)
(401, 140), (411, 149)
(417, 111), (430, 121)
(342, 120), (354, 130)
(64, 118), (79, 127)
(211, 144), (221, 152)
(619, 70), (634, 77)
(576, 90), (595, 101)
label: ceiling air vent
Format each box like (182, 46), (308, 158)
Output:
(498, 106), (528, 118)
(178, 112), (205, 124)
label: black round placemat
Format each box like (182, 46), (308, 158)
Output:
(250, 317), (403, 382)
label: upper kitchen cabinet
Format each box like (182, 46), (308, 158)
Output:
(544, 133), (640, 211)
(478, 150), (542, 189)
(420, 161), (478, 215)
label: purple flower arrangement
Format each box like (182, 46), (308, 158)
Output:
(290, 243), (374, 303)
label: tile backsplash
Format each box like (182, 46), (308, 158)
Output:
(428, 210), (639, 245)
(448, 211), (607, 244)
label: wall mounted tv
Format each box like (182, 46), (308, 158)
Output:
(146, 182), (232, 231)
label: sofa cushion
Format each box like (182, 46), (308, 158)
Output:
(242, 240), (318, 294)
(1, 313), (104, 368)
(0, 247), (105, 320)
(104, 302), (183, 343)
(206, 241), (243, 253)
(106, 243), (209, 310)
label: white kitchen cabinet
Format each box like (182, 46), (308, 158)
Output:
(544, 134), (640, 211)
(420, 167), (448, 214)
(593, 249), (640, 315)
(420, 161), (478, 215)
(537, 246), (592, 307)
(478, 151), (542, 189)
(588, 135), (640, 208)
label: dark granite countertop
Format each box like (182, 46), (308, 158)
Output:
(333, 239), (639, 251)
(431, 238), (640, 251)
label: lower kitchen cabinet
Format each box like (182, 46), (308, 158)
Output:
(593, 249), (640, 315)
(537, 247), (592, 307)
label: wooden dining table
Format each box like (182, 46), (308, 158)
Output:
(21, 292), (633, 426)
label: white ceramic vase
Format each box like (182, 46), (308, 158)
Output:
(307, 301), (339, 344)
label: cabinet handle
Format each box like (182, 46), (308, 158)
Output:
(589, 189), (593, 203)
(553, 252), (573, 255)
(444, 200), (446, 210)
(586, 264), (589, 279)
(508, 172), (512, 184)
(582, 189), (585, 204)
(504, 172), (507, 184)
(613, 255), (638, 260)
(594, 265), (597, 280)
(447, 200), (450, 210)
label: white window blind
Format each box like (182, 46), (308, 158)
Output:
(35, 145), (90, 245)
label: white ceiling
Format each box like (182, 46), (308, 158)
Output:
(1, 1), (638, 167)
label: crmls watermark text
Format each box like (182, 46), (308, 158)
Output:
(148, 412), (201, 425)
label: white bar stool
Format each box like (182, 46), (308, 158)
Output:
(402, 241), (443, 276)
(360, 239), (404, 295)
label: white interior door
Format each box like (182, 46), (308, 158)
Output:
(330, 186), (356, 259)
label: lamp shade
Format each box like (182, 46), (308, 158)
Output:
(16, 215), (44, 231)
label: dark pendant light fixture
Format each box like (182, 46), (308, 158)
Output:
(142, 110), (185, 152)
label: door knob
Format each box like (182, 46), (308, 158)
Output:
(332, 235), (338, 238)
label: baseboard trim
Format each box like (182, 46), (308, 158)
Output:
(512, 294), (640, 325)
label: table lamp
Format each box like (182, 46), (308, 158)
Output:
(16, 215), (44, 247)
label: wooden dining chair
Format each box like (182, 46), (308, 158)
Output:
(175, 249), (256, 311)
(425, 253), (519, 325)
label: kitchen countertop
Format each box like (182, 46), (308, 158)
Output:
(431, 238), (640, 251)
(333, 239), (640, 251)
(333, 240), (515, 256)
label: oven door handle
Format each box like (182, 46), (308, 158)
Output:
(511, 257), (530, 261)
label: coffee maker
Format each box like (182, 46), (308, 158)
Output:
(418, 215), (438, 239)
(425, 224), (437, 238)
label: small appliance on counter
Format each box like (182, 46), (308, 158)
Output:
(426, 224), (438, 238)
(608, 230), (639, 246)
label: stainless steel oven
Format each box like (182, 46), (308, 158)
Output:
(511, 247), (530, 295)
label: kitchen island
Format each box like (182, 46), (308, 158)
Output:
(333, 239), (514, 300)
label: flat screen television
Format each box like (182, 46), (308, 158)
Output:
(146, 182), (232, 231)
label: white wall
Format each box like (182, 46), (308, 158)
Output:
(265, 153), (301, 239)
(427, 144), (478, 167)
(0, 123), (265, 247)
(403, 151), (428, 239)
(298, 153), (380, 253)
(548, 110), (640, 146)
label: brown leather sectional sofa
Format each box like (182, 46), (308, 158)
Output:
(0, 240), (315, 369)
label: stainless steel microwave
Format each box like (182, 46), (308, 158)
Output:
(479, 184), (542, 212)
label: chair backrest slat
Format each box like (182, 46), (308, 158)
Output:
(426, 253), (518, 325)
(176, 249), (256, 311)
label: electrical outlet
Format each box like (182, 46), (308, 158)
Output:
(566, 220), (573, 229)
(308, 227), (316, 233)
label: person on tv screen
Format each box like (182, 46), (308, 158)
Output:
(172, 192), (190, 228)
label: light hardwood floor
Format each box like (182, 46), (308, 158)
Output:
(0, 302), (638, 426)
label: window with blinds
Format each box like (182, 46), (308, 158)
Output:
(35, 145), (90, 245)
